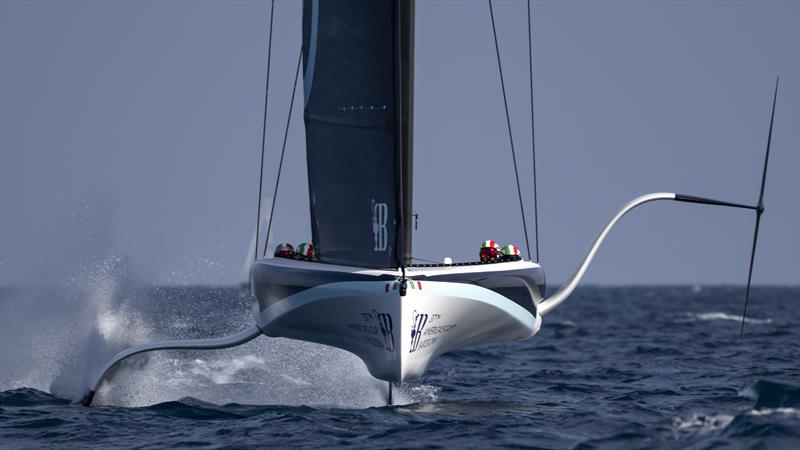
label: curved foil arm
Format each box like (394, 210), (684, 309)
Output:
(79, 325), (263, 406)
(538, 193), (676, 316)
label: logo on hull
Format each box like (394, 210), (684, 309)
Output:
(410, 311), (429, 353)
(374, 310), (395, 352)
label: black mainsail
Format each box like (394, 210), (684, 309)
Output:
(302, 0), (414, 269)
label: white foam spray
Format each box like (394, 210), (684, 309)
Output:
(670, 413), (734, 438)
(1, 254), (398, 407)
(0, 197), (437, 409)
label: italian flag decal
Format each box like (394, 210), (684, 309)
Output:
(384, 281), (422, 292)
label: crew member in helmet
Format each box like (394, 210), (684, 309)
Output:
(501, 244), (521, 261)
(295, 242), (315, 261)
(480, 240), (501, 263)
(274, 243), (295, 258)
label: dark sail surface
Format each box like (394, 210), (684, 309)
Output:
(302, 0), (414, 268)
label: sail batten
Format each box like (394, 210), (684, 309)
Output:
(302, 0), (413, 269)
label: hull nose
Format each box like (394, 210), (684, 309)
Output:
(258, 280), (539, 384)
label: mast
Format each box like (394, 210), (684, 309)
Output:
(396, 0), (415, 269)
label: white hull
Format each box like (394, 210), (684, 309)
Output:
(258, 279), (541, 383)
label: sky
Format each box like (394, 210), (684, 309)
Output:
(1, 0), (798, 287)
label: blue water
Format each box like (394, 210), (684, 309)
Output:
(1, 284), (798, 449)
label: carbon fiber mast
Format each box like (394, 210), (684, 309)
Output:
(395, 0), (415, 271)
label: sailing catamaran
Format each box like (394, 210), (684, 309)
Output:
(80, 0), (778, 406)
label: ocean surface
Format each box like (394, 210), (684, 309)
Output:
(1, 279), (798, 449)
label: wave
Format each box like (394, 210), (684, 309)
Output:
(680, 312), (773, 324)
(748, 407), (800, 417)
(670, 413), (735, 437)
(0, 388), (70, 407)
(667, 379), (800, 441)
(740, 379), (800, 409)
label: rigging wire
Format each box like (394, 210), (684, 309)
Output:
(262, 49), (303, 257)
(488, 0), (532, 261)
(526, 0), (541, 263)
(254, 0), (276, 261)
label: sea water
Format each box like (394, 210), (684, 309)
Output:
(1, 275), (798, 448)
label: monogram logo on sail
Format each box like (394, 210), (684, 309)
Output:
(374, 310), (394, 352)
(371, 199), (388, 252)
(409, 311), (429, 353)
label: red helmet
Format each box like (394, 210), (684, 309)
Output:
(274, 243), (295, 258)
(480, 240), (501, 263)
